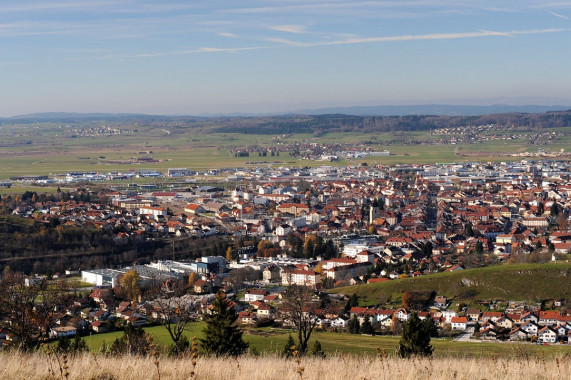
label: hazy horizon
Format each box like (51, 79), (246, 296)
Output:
(2, 1), (571, 117)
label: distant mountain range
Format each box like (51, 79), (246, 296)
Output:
(5, 104), (571, 120)
(7, 112), (158, 120)
(290, 104), (571, 116)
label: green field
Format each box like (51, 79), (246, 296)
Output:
(80, 323), (571, 358)
(2, 118), (570, 179)
(331, 263), (571, 306)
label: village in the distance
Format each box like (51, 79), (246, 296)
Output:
(1, 158), (570, 349)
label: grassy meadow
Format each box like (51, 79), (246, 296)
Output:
(78, 322), (571, 359)
(332, 263), (571, 306)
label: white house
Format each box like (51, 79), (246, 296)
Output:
(509, 328), (528, 341)
(255, 304), (273, 319)
(275, 224), (293, 236)
(442, 310), (458, 324)
(330, 317), (349, 328)
(395, 308), (409, 322)
(184, 204), (206, 214)
(374, 310), (394, 324)
(139, 206), (167, 218)
(245, 289), (269, 302)
(451, 317), (467, 330)
(281, 269), (320, 288)
(433, 296), (447, 308)
(537, 326), (557, 344)
(521, 322), (539, 336)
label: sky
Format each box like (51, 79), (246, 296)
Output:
(2, 0), (571, 116)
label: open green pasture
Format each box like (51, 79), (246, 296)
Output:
(79, 323), (571, 358)
(331, 263), (571, 306)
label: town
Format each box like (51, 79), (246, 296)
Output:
(0, 158), (570, 351)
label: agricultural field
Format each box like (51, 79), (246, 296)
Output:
(2, 115), (570, 179)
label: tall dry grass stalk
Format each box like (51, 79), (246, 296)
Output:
(0, 351), (568, 380)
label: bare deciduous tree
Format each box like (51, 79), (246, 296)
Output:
(145, 278), (197, 353)
(0, 272), (71, 350)
(279, 285), (319, 355)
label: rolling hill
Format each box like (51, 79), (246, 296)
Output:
(331, 263), (571, 306)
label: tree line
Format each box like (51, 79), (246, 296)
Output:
(208, 111), (571, 135)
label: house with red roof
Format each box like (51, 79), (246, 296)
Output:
(451, 316), (467, 330)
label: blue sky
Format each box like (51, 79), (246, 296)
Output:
(2, 0), (571, 116)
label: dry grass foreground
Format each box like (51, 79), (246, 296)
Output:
(1, 352), (569, 380)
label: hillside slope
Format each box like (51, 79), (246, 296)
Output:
(332, 263), (571, 304)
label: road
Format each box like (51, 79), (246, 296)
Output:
(453, 326), (475, 342)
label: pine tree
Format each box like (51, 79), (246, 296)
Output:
(360, 315), (374, 335)
(71, 333), (89, 353)
(200, 292), (248, 357)
(310, 340), (325, 358)
(422, 241), (433, 258)
(282, 334), (296, 358)
(56, 336), (71, 353)
(550, 201), (559, 216)
(344, 293), (359, 313)
(349, 314), (360, 334)
(397, 312), (433, 358)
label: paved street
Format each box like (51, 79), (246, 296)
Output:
(453, 326), (475, 342)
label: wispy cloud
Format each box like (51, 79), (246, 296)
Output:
(477, 29), (515, 37)
(128, 45), (268, 59)
(219, 32), (238, 38)
(547, 10), (569, 19)
(120, 27), (569, 61)
(0, 1), (201, 14)
(268, 27), (569, 47)
(0, 1), (118, 13)
(269, 24), (309, 34)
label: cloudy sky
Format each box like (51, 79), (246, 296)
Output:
(2, 0), (571, 116)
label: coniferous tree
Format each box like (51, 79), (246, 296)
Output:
(360, 315), (374, 335)
(422, 241), (433, 258)
(349, 314), (360, 334)
(550, 201), (559, 216)
(397, 312), (433, 358)
(200, 292), (248, 357)
(71, 333), (89, 353)
(57, 333), (89, 354)
(464, 223), (474, 237)
(344, 293), (359, 313)
(310, 340), (326, 358)
(282, 334), (296, 358)
(424, 316), (439, 337)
